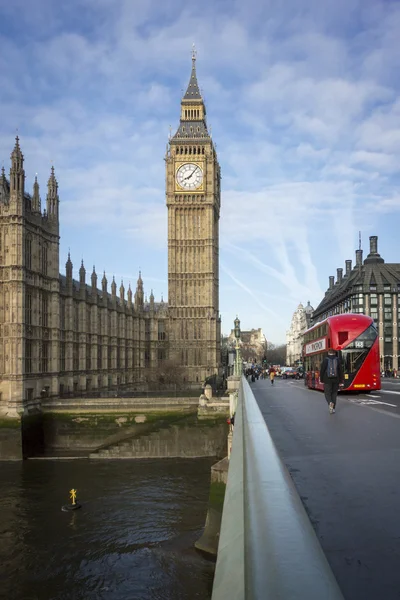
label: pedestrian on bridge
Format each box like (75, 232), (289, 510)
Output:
(319, 349), (343, 414)
(269, 367), (275, 385)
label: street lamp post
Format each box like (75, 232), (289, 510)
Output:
(234, 316), (241, 377)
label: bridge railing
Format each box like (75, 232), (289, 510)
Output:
(212, 376), (344, 600)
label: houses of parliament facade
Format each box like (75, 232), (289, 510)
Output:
(0, 53), (221, 416)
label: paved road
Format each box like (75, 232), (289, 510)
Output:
(251, 377), (400, 600)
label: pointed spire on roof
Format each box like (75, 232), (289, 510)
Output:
(79, 259), (86, 283)
(66, 252), (73, 280)
(111, 275), (116, 296)
(102, 270), (107, 293)
(11, 135), (23, 160)
(91, 265), (97, 290)
(47, 165), (57, 191)
(137, 270), (143, 291)
(1, 166), (7, 196)
(183, 44), (202, 100)
(32, 174), (41, 212)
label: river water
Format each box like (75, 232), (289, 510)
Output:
(0, 458), (215, 600)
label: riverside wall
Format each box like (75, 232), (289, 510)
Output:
(0, 396), (229, 459)
(0, 418), (22, 460)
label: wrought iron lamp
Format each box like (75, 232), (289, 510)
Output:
(234, 316), (241, 376)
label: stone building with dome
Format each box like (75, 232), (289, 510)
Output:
(0, 52), (221, 416)
(286, 301), (314, 366)
(312, 236), (400, 372)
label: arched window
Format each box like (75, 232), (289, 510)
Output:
(193, 147), (196, 155)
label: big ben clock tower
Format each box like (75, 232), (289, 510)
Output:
(166, 48), (221, 384)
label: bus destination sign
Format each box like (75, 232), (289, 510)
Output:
(305, 338), (326, 355)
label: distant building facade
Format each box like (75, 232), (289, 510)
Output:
(312, 236), (400, 371)
(0, 53), (221, 416)
(286, 302), (314, 366)
(228, 328), (267, 363)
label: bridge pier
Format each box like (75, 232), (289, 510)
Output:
(195, 375), (239, 556)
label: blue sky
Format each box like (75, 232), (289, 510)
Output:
(1, 0), (399, 344)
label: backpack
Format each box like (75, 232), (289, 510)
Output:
(327, 356), (338, 378)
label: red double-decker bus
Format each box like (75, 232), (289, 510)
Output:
(303, 314), (381, 392)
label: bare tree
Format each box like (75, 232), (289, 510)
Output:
(154, 359), (186, 389)
(266, 342), (286, 366)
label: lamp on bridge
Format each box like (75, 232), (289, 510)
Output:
(234, 316), (241, 377)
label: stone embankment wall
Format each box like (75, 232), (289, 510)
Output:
(41, 396), (200, 413)
(0, 419), (22, 460)
(0, 396), (228, 460)
(41, 412), (227, 459)
(90, 420), (227, 459)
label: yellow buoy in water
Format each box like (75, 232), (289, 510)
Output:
(62, 488), (82, 512)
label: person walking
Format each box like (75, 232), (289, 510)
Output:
(269, 367), (275, 385)
(319, 349), (344, 414)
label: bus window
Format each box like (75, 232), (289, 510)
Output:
(339, 331), (348, 345)
(341, 324), (377, 376)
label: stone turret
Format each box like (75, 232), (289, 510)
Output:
(9, 136), (25, 210)
(134, 271), (144, 310)
(46, 166), (59, 220)
(79, 260), (86, 298)
(66, 253), (73, 293)
(149, 289), (154, 312)
(111, 276), (117, 305)
(32, 175), (41, 212)
(91, 266), (97, 292)
(127, 284), (133, 309)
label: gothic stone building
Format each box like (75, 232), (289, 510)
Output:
(312, 236), (400, 371)
(286, 301), (314, 366)
(0, 54), (221, 416)
(227, 328), (267, 363)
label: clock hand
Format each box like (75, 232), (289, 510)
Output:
(184, 166), (199, 181)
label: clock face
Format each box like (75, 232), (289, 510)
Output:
(176, 163), (203, 190)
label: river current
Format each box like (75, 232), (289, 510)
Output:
(0, 458), (215, 600)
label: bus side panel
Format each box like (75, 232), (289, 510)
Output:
(306, 371), (324, 390)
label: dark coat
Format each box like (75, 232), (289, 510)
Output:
(320, 353), (343, 384)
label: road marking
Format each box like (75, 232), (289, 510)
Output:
(350, 398), (397, 407)
(368, 394), (380, 398)
(380, 390), (400, 396)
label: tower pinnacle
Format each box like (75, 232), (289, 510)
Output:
(32, 175), (41, 212)
(183, 45), (202, 100)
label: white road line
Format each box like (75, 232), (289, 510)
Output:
(380, 390), (400, 395)
(368, 394), (380, 398)
(350, 398), (397, 407)
(364, 399), (397, 407)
